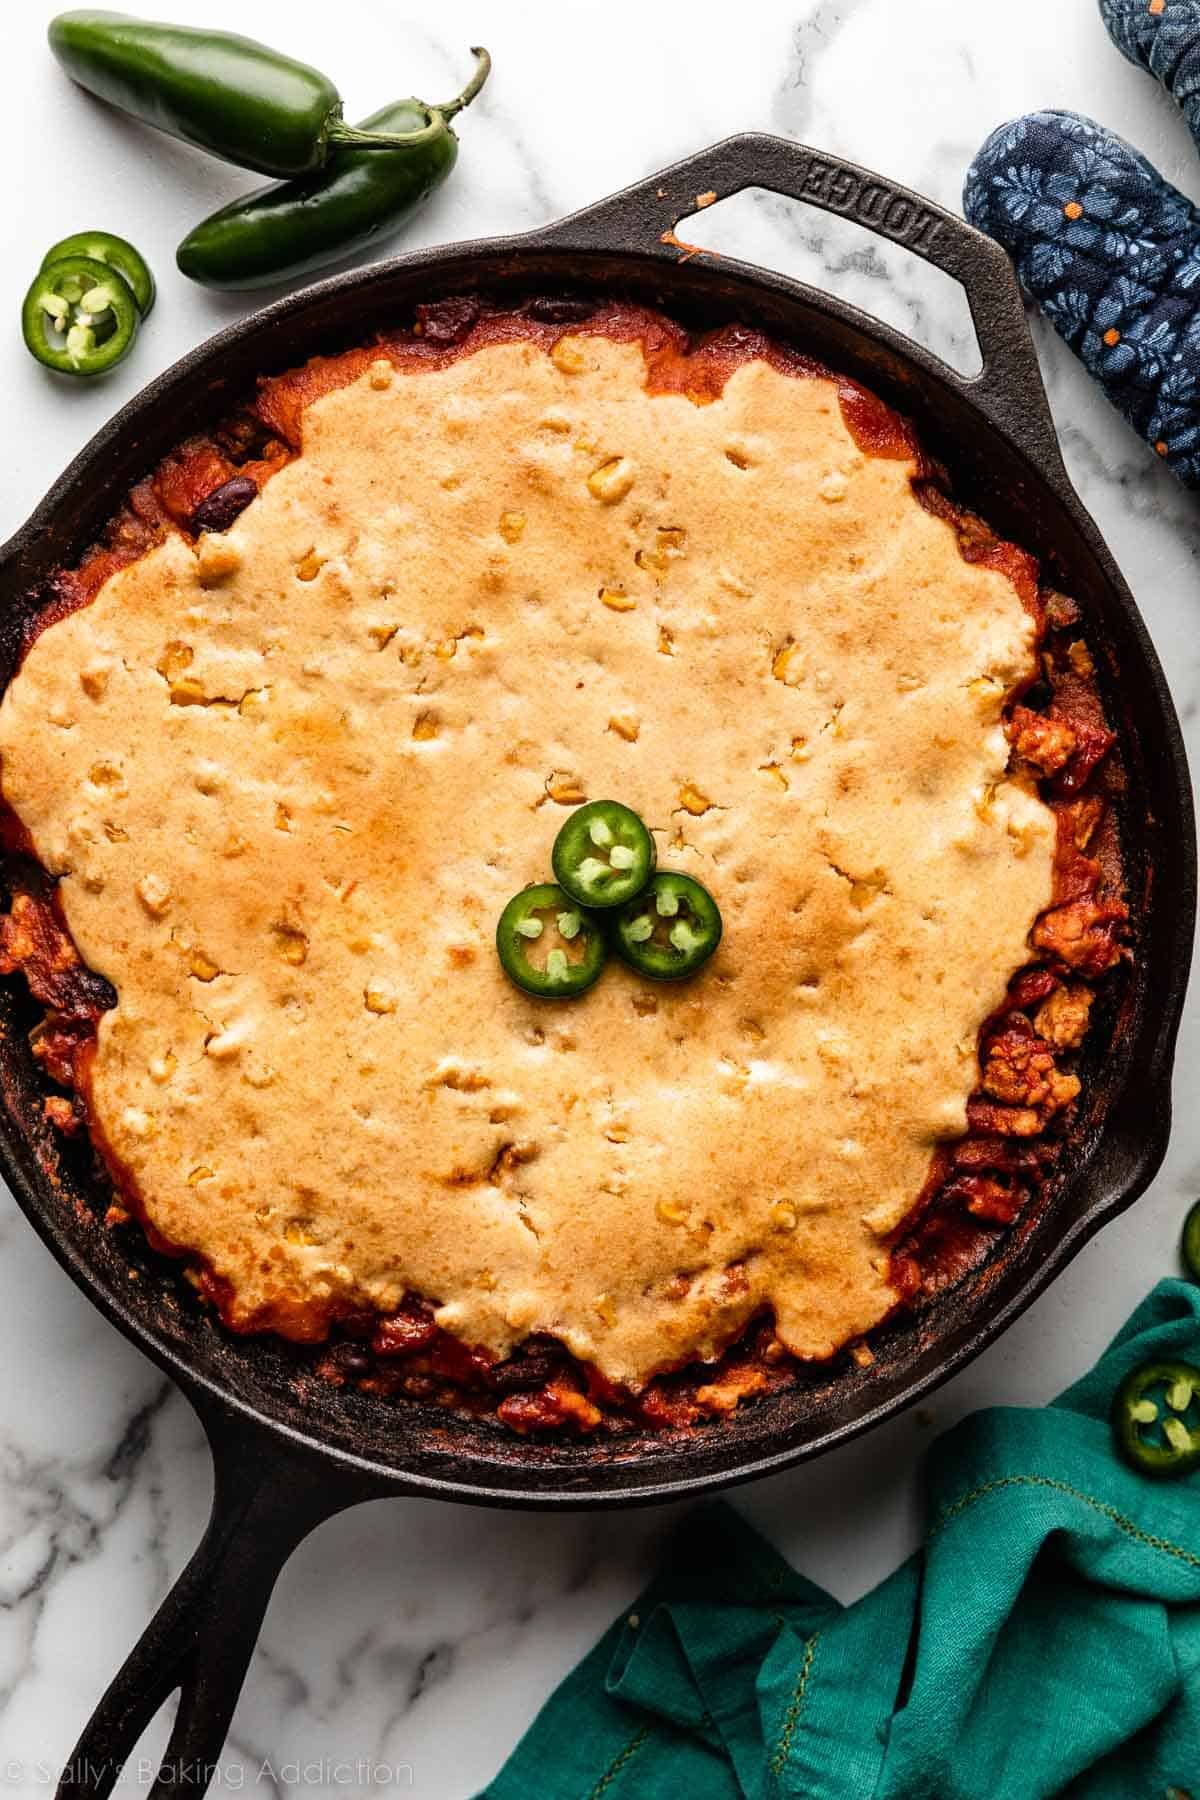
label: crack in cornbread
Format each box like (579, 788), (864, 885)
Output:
(0, 326), (1055, 1387)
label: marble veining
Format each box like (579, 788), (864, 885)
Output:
(1, 0), (1197, 1793)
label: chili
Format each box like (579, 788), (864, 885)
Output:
(175, 51), (489, 291)
(496, 884), (606, 999)
(22, 255), (139, 376)
(551, 800), (655, 911)
(1112, 1358), (1200, 1478)
(48, 12), (472, 177)
(40, 229), (155, 315)
(3, 297), (1130, 1434)
(613, 871), (722, 980)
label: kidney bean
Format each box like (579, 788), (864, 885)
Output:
(416, 296), (480, 345)
(527, 295), (596, 323)
(371, 1306), (438, 1357)
(485, 1348), (567, 1393)
(190, 475), (258, 536)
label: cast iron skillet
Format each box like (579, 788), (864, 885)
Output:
(0, 136), (1192, 1797)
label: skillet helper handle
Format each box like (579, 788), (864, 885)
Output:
(56, 1407), (360, 1800)
(539, 131), (1059, 467)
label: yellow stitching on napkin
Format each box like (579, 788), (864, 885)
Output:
(770, 1629), (821, 1777)
(932, 1474), (1200, 1570)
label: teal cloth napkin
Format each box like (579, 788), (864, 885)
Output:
(482, 1280), (1200, 1800)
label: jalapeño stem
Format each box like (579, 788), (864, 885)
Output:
(325, 48), (491, 149)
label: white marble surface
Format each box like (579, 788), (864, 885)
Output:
(1, 0), (1198, 1792)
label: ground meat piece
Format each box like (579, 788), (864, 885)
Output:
(0, 890), (116, 1017)
(952, 1136), (1045, 1173)
(1, 893), (72, 994)
(1056, 719), (1116, 795)
(1050, 803), (1109, 905)
(554, 1385), (604, 1429)
(42, 1094), (82, 1135)
(1044, 589), (1082, 630)
(1063, 796), (1106, 853)
(889, 1251), (922, 1302)
(891, 1211), (1000, 1300)
(694, 1366), (769, 1416)
(966, 1099), (1043, 1137)
(1040, 663), (1116, 796)
(638, 1384), (701, 1429)
(497, 1380), (602, 1433)
(1035, 983), (1094, 1050)
(0, 890), (112, 1088)
(31, 1016), (94, 1088)
(1033, 898), (1125, 976)
(427, 1330), (494, 1387)
(371, 1304), (438, 1357)
(1008, 704), (1077, 774)
(945, 1174), (1027, 1225)
(980, 1026), (1081, 1113)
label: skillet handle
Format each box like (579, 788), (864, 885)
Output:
(539, 132), (1061, 471)
(55, 1397), (379, 1800)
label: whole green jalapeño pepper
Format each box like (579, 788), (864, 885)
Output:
(48, 12), (462, 178)
(1182, 1198), (1200, 1284)
(176, 52), (490, 291)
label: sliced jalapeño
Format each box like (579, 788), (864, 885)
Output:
(22, 255), (140, 376)
(496, 882), (606, 998)
(552, 800), (656, 910)
(613, 871), (722, 981)
(1112, 1358), (1200, 1479)
(40, 231), (155, 316)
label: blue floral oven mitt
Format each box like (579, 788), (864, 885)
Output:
(965, 0), (1200, 485)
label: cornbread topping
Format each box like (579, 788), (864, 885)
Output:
(0, 310), (1064, 1394)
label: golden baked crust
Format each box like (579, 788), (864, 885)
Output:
(0, 322), (1056, 1389)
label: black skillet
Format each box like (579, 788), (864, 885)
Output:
(0, 136), (1192, 1798)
